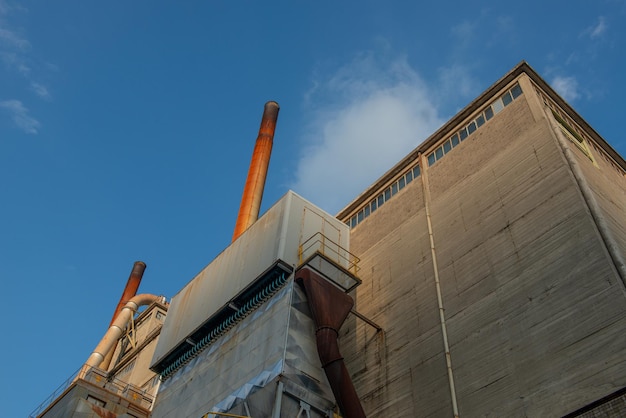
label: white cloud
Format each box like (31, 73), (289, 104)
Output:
(0, 27), (30, 50)
(291, 54), (444, 214)
(0, 99), (40, 133)
(30, 82), (50, 99)
(585, 16), (608, 39)
(551, 75), (580, 102)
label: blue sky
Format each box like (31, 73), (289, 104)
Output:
(1, 1), (625, 416)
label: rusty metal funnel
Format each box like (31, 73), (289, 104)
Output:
(296, 267), (366, 418)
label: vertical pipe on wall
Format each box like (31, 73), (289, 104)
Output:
(232, 101), (280, 242)
(420, 153), (460, 418)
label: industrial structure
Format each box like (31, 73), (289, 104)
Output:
(31, 61), (626, 417)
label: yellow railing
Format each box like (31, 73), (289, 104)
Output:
(298, 232), (360, 276)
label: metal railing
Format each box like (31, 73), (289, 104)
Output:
(29, 365), (155, 417)
(298, 232), (360, 276)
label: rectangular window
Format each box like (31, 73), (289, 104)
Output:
(364, 205), (370, 217)
(391, 183), (398, 195)
(357, 210), (364, 223)
(467, 121), (477, 135)
(450, 133), (460, 147)
(405, 170), (413, 183)
(428, 153), (436, 166)
(511, 83), (523, 98)
(87, 396), (106, 408)
(476, 114), (485, 128)
(485, 106), (494, 120)
(459, 128), (468, 141)
(350, 216), (357, 228)
(443, 140), (452, 154)
(502, 91), (513, 106)
(384, 188), (391, 201)
(378, 194), (384, 207)
(370, 199), (377, 213)
(492, 98), (504, 113)
(398, 177), (405, 189)
(413, 165), (421, 178)
(435, 147), (444, 160)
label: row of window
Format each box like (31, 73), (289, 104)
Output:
(345, 82), (524, 230)
(346, 164), (422, 229)
(537, 87), (625, 176)
(427, 82), (523, 167)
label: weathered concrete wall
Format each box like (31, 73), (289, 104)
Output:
(342, 80), (626, 417)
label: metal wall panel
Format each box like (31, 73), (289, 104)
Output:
(151, 190), (349, 384)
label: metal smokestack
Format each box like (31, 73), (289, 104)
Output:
(232, 101), (280, 242)
(99, 261), (146, 370)
(109, 261), (146, 326)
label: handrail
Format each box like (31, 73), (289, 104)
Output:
(298, 232), (360, 275)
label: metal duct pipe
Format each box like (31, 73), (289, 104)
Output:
(295, 267), (366, 418)
(232, 101), (280, 242)
(84, 293), (163, 369)
(100, 261), (146, 370)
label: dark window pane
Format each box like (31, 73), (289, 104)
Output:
(406, 170), (413, 183)
(391, 183), (398, 195)
(443, 140), (452, 153)
(468, 121), (477, 134)
(399, 177), (405, 189)
(378, 194), (384, 207)
(459, 128), (468, 141)
(357, 210), (364, 223)
(413, 165), (421, 178)
(435, 147), (444, 160)
(351, 216), (357, 228)
(384, 188), (391, 201)
(451, 133), (460, 147)
(511, 83), (523, 98)
(502, 91), (513, 106)
(485, 106), (494, 120)
(371, 199), (377, 213)
(476, 114), (485, 127)
(428, 153), (436, 166)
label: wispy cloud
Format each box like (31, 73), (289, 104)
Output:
(0, 27), (30, 50)
(0, 99), (40, 133)
(583, 16), (608, 40)
(292, 53), (444, 214)
(551, 75), (580, 102)
(30, 82), (51, 100)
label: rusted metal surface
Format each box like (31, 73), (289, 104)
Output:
(110, 261), (146, 326)
(232, 101), (280, 242)
(295, 267), (366, 418)
(89, 403), (119, 418)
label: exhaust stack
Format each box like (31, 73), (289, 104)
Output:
(109, 261), (146, 326)
(232, 101), (280, 242)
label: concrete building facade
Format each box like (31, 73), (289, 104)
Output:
(337, 62), (626, 417)
(31, 62), (626, 417)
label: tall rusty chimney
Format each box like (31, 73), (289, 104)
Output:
(232, 101), (280, 242)
(109, 261), (146, 326)
(100, 261), (147, 370)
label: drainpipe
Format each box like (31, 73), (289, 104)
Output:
(232, 101), (280, 242)
(100, 261), (147, 370)
(295, 267), (366, 418)
(420, 153), (460, 418)
(84, 294), (163, 370)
